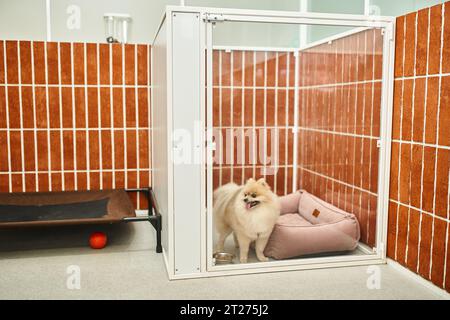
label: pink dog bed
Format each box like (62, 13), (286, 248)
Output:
(264, 190), (360, 260)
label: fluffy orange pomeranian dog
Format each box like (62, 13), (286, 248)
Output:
(213, 178), (280, 263)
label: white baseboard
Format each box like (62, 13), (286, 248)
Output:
(387, 258), (450, 300)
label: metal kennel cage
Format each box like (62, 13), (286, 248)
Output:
(151, 5), (395, 280)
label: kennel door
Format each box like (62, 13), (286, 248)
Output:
(206, 15), (393, 270)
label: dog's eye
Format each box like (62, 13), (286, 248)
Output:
(251, 193), (257, 198)
(244, 193), (248, 197)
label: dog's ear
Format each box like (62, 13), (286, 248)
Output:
(257, 178), (270, 189)
(247, 178), (255, 183)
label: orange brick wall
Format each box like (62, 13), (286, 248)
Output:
(0, 41), (151, 209)
(211, 50), (296, 196)
(296, 28), (383, 248)
(388, 2), (450, 292)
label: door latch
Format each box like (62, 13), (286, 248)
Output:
(204, 14), (225, 23)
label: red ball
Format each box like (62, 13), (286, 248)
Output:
(89, 232), (107, 249)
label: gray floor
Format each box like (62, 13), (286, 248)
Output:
(0, 223), (445, 300)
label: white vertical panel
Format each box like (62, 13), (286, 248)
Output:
(172, 11), (202, 275)
(205, 20), (214, 271)
(152, 17), (170, 258)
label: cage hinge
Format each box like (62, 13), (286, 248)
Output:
(382, 26), (394, 42)
(204, 14), (225, 23)
(376, 139), (381, 148)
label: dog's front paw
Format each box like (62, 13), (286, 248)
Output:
(257, 255), (269, 262)
(239, 257), (248, 263)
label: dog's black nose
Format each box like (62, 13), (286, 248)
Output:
(243, 198), (248, 203)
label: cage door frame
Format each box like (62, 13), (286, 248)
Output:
(204, 9), (395, 275)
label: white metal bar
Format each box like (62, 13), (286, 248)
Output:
(263, 52), (267, 180)
(274, 52), (279, 193)
(213, 45), (296, 52)
(218, 51), (222, 185)
(212, 14), (390, 28)
(282, 52), (289, 194)
(292, 50), (300, 192)
(168, 258), (385, 280)
(240, 51), (245, 184)
(230, 50), (234, 182)
(199, 10), (207, 273)
(298, 0), (309, 48)
(375, 20), (396, 259)
(205, 21), (214, 272)
(191, 5), (395, 23)
(364, 0), (371, 16)
(252, 51), (256, 179)
(298, 27), (370, 52)
(368, 30), (376, 244)
(45, 0), (52, 41)
(210, 250), (383, 273)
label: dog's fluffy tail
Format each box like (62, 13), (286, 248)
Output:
(213, 183), (240, 218)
